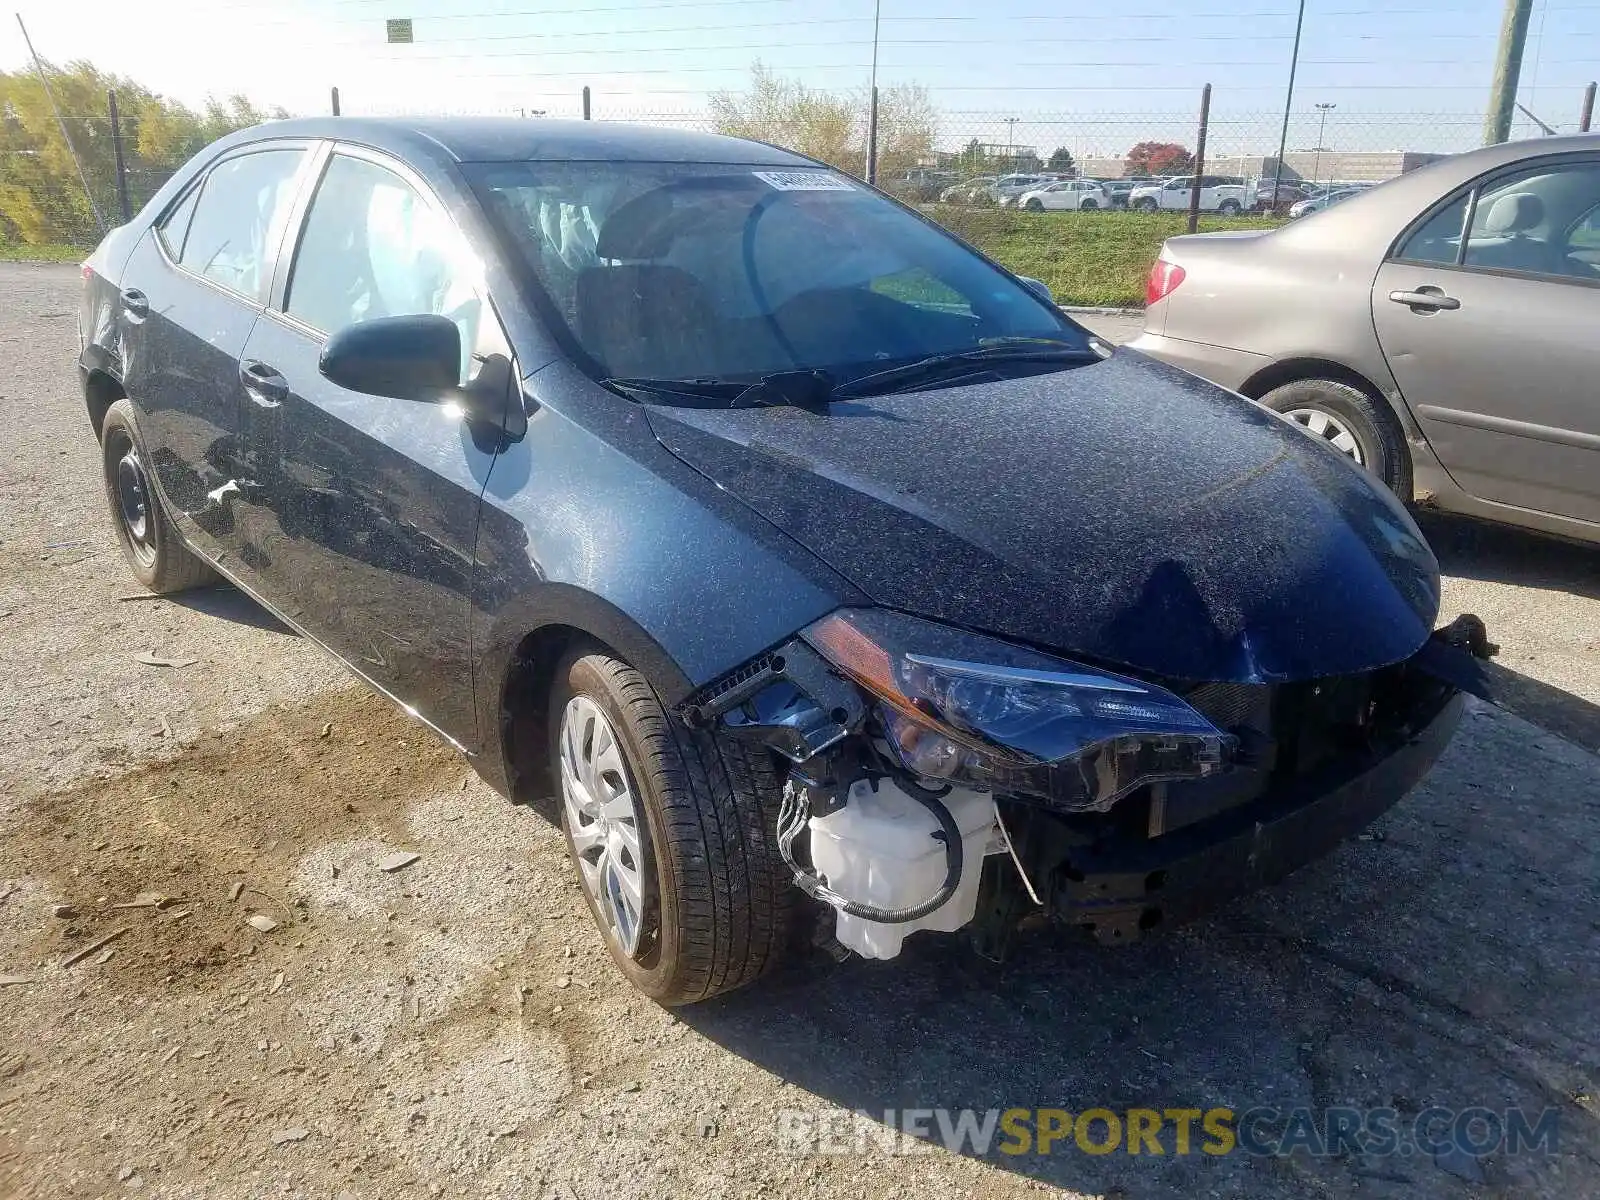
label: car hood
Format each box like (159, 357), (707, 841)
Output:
(643, 350), (1441, 684)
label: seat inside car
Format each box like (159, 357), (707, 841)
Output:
(1464, 191), (1557, 273)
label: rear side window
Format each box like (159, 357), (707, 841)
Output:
(157, 186), (200, 259)
(1396, 194), (1470, 264)
(179, 150), (306, 300)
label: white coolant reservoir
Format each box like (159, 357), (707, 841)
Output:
(807, 779), (1001, 960)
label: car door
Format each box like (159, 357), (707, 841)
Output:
(116, 144), (314, 558)
(232, 145), (509, 744)
(1372, 155), (1600, 523)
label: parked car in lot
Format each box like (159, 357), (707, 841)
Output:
(1288, 184), (1370, 219)
(1254, 179), (1312, 214)
(938, 176), (996, 204)
(989, 173), (1051, 203)
(1098, 179), (1138, 209)
(80, 117), (1472, 1004)
(1012, 179), (1110, 211)
(1132, 133), (1600, 546)
(1130, 174), (1254, 214)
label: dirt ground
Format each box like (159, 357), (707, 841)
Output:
(0, 261), (1597, 1199)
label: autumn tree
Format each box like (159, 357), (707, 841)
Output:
(1, 60), (284, 245)
(710, 63), (936, 179)
(1123, 141), (1194, 178)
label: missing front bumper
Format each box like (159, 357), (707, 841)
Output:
(1042, 688), (1464, 944)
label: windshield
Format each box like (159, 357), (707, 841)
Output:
(468, 161), (1086, 386)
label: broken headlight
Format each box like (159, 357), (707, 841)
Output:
(803, 608), (1230, 812)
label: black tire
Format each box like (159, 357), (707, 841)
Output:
(99, 398), (219, 594)
(1134, 198), (1158, 212)
(1218, 199), (1241, 215)
(1024, 198), (1043, 212)
(549, 649), (794, 1005)
(1259, 378), (1412, 497)
(1081, 198), (1099, 211)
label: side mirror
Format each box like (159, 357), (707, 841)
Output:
(319, 314), (461, 402)
(1018, 276), (1054, 304)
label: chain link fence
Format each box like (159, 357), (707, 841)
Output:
(4, 83), (1595, 255)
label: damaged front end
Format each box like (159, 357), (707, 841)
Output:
(681, 610), (1486, 962)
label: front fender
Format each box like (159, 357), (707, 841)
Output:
(470, 363), (863, 789)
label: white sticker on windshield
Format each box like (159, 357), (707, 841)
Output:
(753, 170), (856, 192)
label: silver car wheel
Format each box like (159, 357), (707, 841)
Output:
(560, 695), (650, 958)
(1285, 407), (1366, 466)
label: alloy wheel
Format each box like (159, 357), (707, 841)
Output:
(1284, 407), (1366, 465)
(559, 695), (653, 958)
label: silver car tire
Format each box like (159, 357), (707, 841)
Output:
(1259, 379), (1413, 498)
(548, 648), (795, 1005)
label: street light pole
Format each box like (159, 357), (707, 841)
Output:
(1269, 0), (1308, 211)
(1004, 116), (1018, 164)
(865, 0), (881, 183)
(1313, 102), (1336, 185)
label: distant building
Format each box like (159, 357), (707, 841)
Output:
(1073, 149), (1448, 182)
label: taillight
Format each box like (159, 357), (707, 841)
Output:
(1146, 258), (1186, 305)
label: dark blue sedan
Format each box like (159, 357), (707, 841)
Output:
(79, 118), (1467, 1003)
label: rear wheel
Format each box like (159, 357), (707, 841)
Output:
(1081, 198), (1099, 211)
(1259, 378), (1412, 497)
(1218, 199), (1242, 215)
(550, 648), (794, 1005)
(1133, 197), (1158, 212)
(99, 399), (218, 594)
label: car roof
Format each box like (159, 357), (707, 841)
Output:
(231, 116), (816, 166)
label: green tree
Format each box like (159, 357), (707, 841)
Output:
(1046, 147), (1076, 176)
(0, 59), (284, 246)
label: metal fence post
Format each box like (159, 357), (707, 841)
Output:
(331, 87), (341, 117)
(582, 86), (592, 120)
(1582, 82), (1597, 133)
(1188, 83), (1211, 235)
(108, 89), (131, 223)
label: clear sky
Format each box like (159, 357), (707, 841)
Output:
(4, 0), (1598, 155)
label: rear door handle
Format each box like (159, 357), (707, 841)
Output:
(119, 288), (149, 320)
(1388, 287), (1460, 312)
(239, 359), (289, 407)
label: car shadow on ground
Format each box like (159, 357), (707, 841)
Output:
(158, 583), (294, 635)
(1416, 510), (1600, 603)
(677, 711), (1600, 1198)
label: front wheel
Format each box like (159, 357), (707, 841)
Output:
(99, 399), (218, 594)
(550, 648), (795, 1005)
(1259, 378), (1412, 497)
(1024, 198), (1043, 212)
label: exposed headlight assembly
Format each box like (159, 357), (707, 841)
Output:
(803, 608), (1230, 812)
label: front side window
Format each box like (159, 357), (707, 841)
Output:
(471, 162), (1083, 384)
(179, 149), (306, 300)
(285, 154), (483, 373)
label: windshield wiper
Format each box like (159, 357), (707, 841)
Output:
(603, 370), (835, 411)
(832, 342), (1101, 400)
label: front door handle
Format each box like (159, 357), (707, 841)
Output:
(239, 359), (289, 407)
(1388, 286), (1460, 312)
(119, 287), (149, 319)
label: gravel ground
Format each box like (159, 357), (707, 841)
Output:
(1, 262), (1596, 1200)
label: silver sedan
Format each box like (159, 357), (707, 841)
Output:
(1131, 134), (1600, 546)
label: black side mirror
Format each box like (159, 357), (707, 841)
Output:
(1017, 276), (1054, 304)
(319, 314), (461, 402)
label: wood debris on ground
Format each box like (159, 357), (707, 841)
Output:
(61, 928), (128, 968)
(377, 851), (420, 873)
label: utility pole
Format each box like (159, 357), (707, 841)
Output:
(1313, 102), (1336, 184)
(1269, 0), (1308, 211)
(865, 0), (881, 183)
(16, 14), (104, 234)
(1483, 0), (1534, 145)
(1581, 82), (1596, 133)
